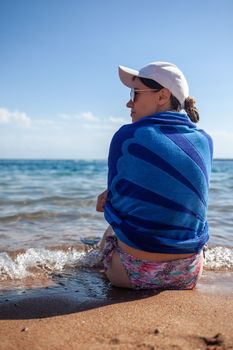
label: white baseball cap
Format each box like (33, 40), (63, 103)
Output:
(118, 61), (189, 108)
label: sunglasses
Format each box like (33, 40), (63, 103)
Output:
(130, 88), (160, 102)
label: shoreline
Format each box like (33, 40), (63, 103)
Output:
(0, 270), (233, 349)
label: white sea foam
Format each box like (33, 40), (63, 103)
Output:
(0, 247), (102, 281)
(204, 247), (233, 270)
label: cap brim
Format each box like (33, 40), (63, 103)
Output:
(118, 65), (139, 88)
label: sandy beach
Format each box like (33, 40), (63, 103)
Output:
(0, 270), (233, 350)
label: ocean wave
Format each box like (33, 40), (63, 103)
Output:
(0, 209), (99, 223)
(1, 246), (233, 282)
(0, 211), (72, 222)
(0, 196), (96, 206)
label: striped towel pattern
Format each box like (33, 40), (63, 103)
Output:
(104, 111), (213, 254)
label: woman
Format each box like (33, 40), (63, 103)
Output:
(96, 61), (213, 290)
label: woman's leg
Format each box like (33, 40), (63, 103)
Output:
(105, 250), (132, 288)
(99, 227), (132, 288)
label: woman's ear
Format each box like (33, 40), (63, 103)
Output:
(158, 88), (171, 105)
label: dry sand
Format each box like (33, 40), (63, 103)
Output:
(0, 271), (233, 350)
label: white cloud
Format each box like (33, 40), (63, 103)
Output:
(0, 107), (31, 127)
(57, 111), (128, 129)
(57, 113), (72, 120)
(58, 111), (129, 128)
(0, 108), (127, 136)
(81, 113), (128, 131)
(107, 116), (128, 124)
(80, 111), (99, 122)
(58, 111), (100, 123)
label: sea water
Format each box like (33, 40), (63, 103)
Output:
(0, 159), (233, 284)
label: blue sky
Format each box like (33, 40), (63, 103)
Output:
(0, 0), (232, 159)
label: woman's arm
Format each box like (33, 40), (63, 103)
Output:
(96, 189), (112, 250)
(96, 189), (108, 212)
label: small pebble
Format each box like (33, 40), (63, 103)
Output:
(110, 338), (120, 344)
(201, 333), (224, 346)
(154, 328), (160, 335)
(21, 327), (28, 332)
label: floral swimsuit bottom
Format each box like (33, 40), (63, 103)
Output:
(102, 235), (203, 290)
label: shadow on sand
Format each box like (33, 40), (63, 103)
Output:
(0, 267), (160, 320)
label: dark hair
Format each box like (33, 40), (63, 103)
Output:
(139, 77), (200, 123)
(138, 77), (164, 90)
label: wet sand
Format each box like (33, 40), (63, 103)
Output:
(0, 270), (233, 350)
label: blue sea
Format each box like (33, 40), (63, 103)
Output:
(0, 159), (233, 286)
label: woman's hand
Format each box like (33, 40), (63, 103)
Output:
(96, 189), (108, 212)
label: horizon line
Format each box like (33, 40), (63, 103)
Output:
(0, 158), (233, 161)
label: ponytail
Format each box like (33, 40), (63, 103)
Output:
(184, 97), (199, 123)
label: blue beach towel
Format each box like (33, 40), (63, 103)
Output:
(104, 111), (213, 254)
